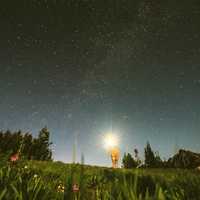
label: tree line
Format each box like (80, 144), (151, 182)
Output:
(122, 142), (200, 169)
(122, 141), (162, 169)
(0, 127), (52, 161)
(1, 128), (200, 169)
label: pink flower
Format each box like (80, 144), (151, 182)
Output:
(10, 153), (19, 162)
(72, 184), (79, 192)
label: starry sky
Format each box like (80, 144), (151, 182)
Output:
(0, 0), (200, 166)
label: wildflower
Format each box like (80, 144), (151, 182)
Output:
(33, 174), (38, 179)
(24, 165), (28, 169)
(57, 183), (65, 193)
(10, 153), (19, 162)
(72, 184), (79, 193)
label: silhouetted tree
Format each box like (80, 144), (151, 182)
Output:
(122, 153), (138, 168)
(32, 127), (52, 161)
(22, 133), (33, 159)
(134, 148), (139, 159)
(154, 151), (163, 167)
(144, 142), (155, 167)
(134, 148), (142, 166)
(0, 127), (52, 161)
(144, 142), (163, 168)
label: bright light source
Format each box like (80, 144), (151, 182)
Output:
(103, 132), (119, 150)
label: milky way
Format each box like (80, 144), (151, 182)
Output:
(0, 0), (200, 166)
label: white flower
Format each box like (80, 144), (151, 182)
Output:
(33, 174), (38, 178)
(24, 165), (28, 169)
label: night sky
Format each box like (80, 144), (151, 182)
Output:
(0, 0), (200, 166)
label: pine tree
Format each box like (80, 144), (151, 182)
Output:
(144, 142), (163, 167)
(33, 127), (52, 161)
(144, 142), (156, 167)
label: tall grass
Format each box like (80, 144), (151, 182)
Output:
(0, 160), (200, 199)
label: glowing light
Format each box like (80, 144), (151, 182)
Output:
(102, 131), (120, 168)
(103, 132), (119, 150)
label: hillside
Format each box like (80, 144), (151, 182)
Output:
(168, 149), (200, 168)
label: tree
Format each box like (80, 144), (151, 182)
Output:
(134, 148), (139, 159)
(134, 148), (142, 166)
(0, 130), (22, 154)
(144, 142), (163, 168)
(0, 127), (53, 161)
(122, 153), (138, 169)
(33, 127), (52, 161)
(22, 133), (33, 159)
(154, 151), (163, 167)
(144, 142), (155, 167)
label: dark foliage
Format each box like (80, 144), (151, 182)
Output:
(122, 153), (138, 169)
(0, 127), (52, 161)
(167, 149), (200, 169)
(144, 142), (164, 168)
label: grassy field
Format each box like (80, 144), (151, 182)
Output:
(0, 160), (200, 200)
